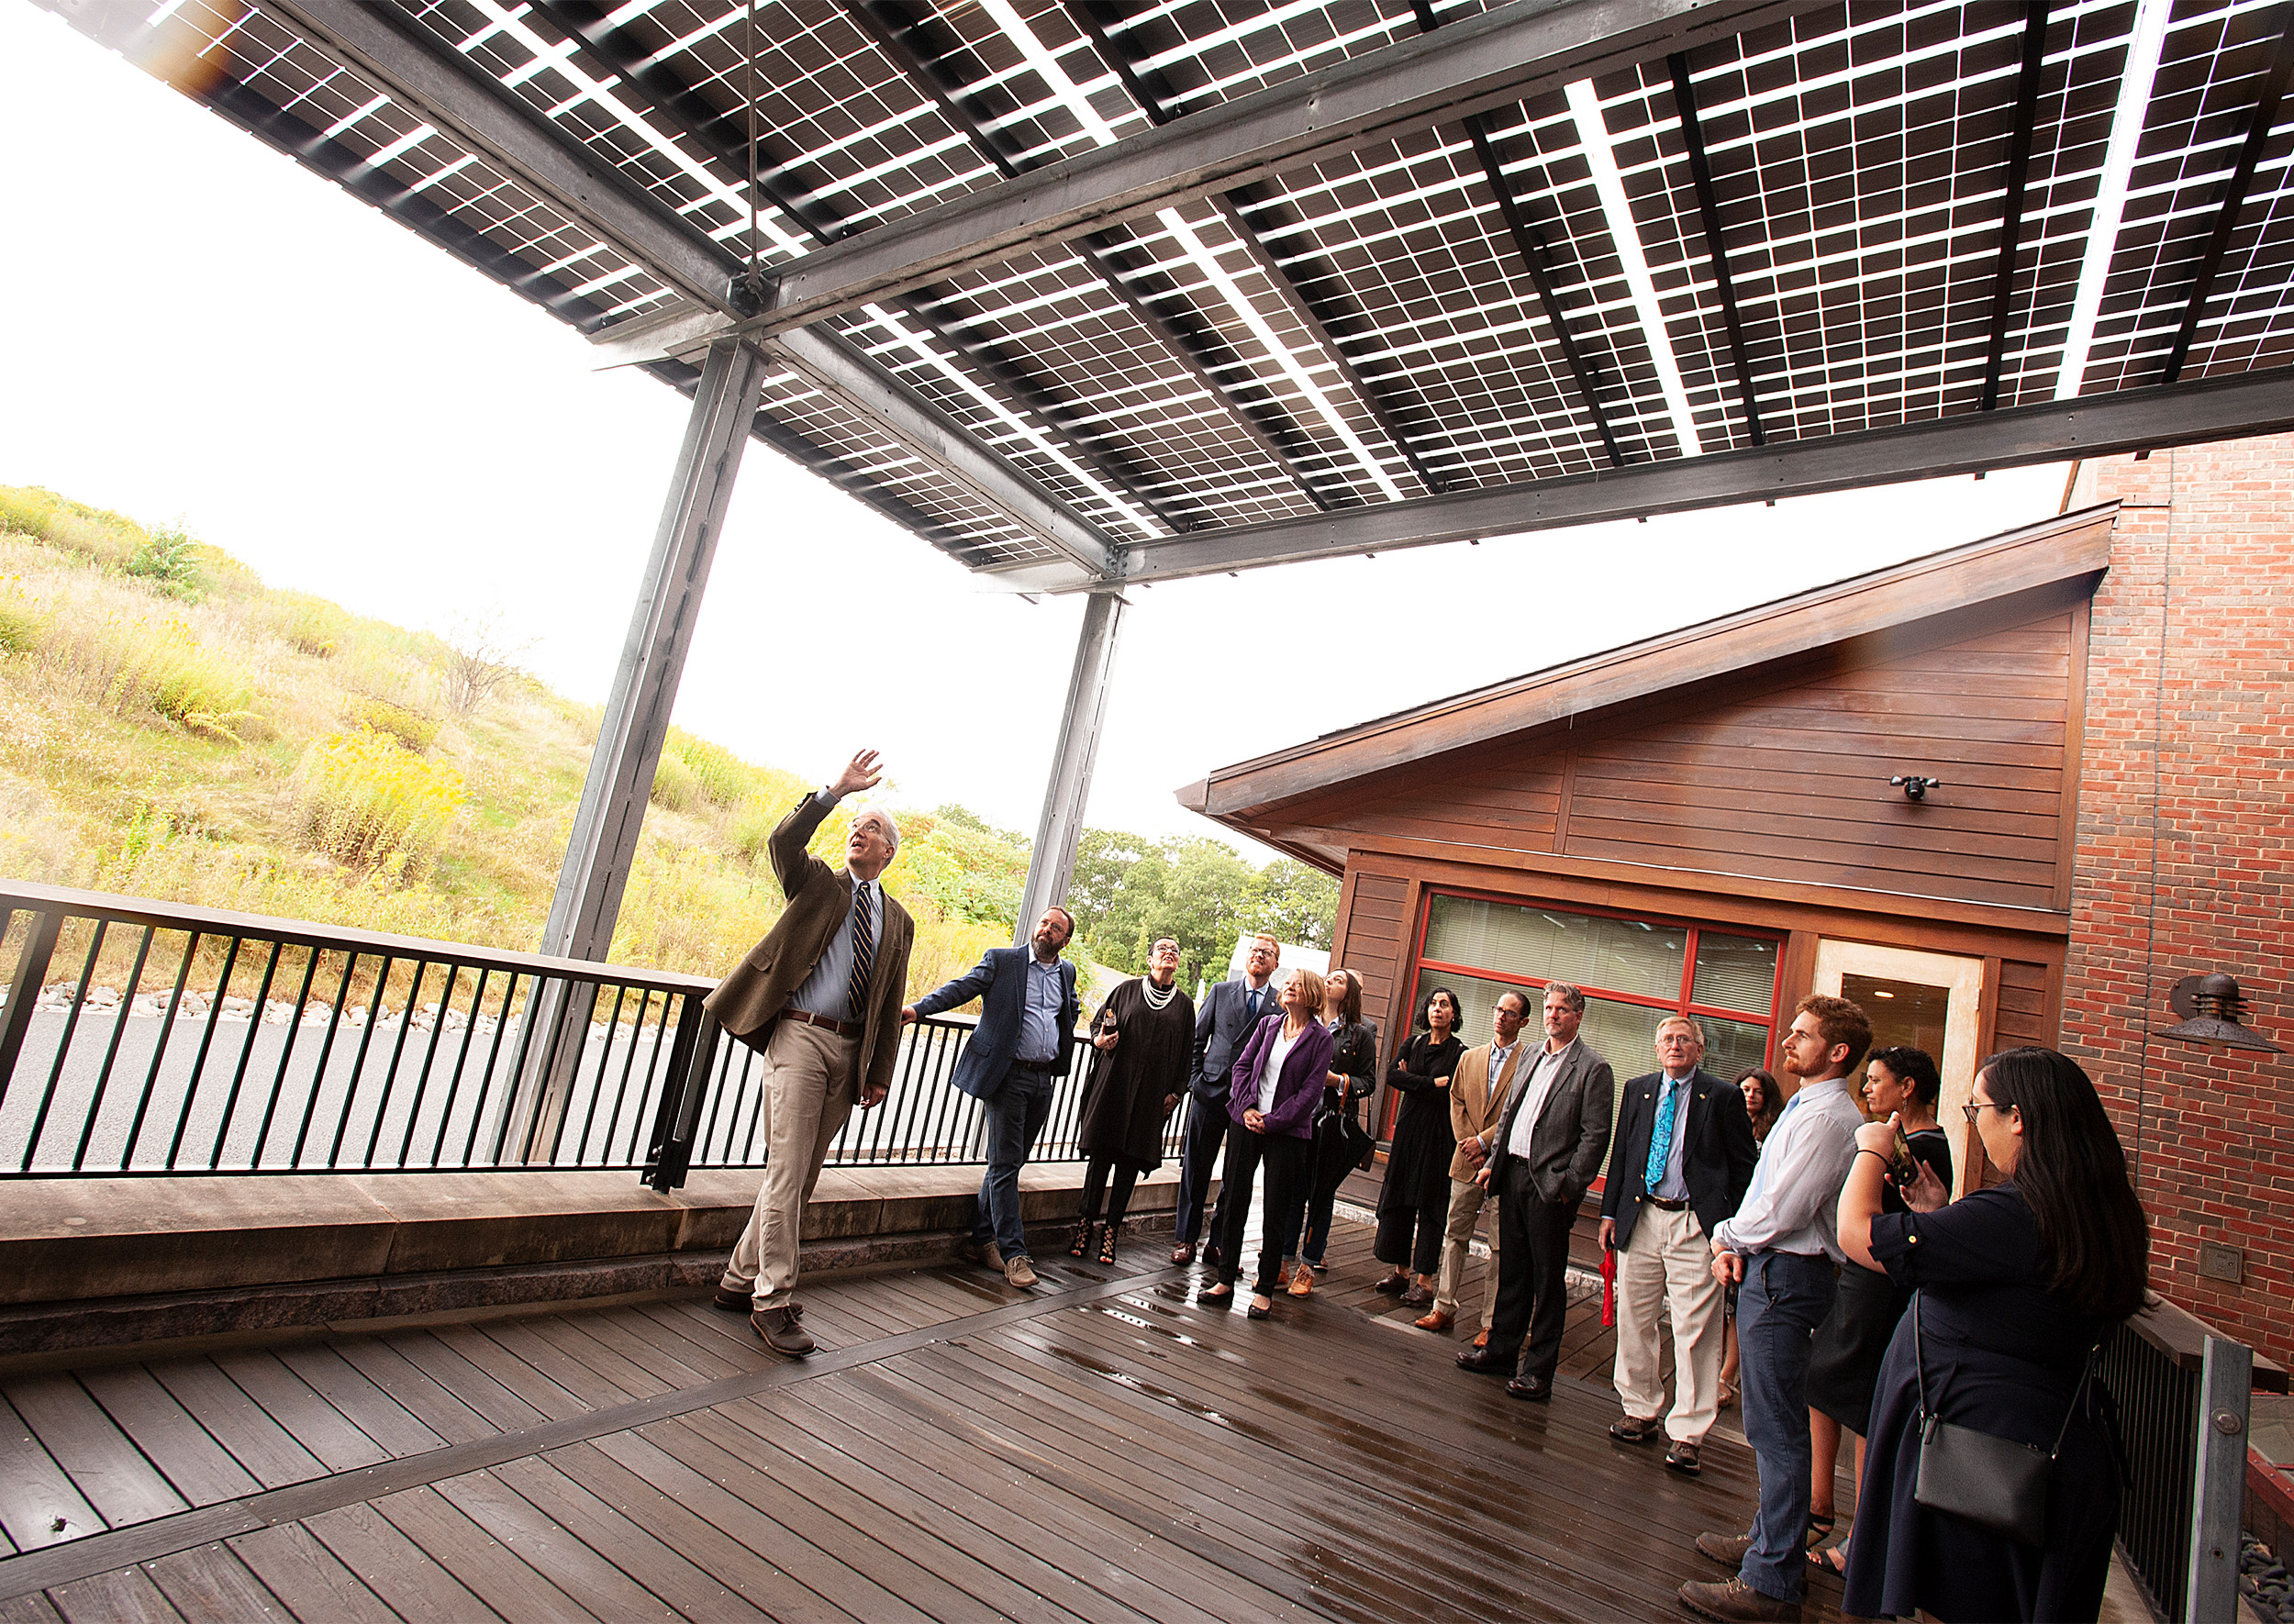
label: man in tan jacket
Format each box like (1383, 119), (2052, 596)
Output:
(1419, 988), (1530, 1337)
(703, 749), (913, 1358)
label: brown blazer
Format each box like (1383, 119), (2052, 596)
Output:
(1446, 1040), (1525, 1182)
(703, 793), (914, 1102)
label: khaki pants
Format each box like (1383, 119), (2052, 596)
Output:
(1611, 1201), (1726, 1443)
(721, 1018), (859, 1309)
(1432, 1176), (1499, 1326)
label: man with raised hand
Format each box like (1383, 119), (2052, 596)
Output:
(906, 907), (1082, 1289)
(705, 749), (913, 1359)
(1680, 994), (1871, 1624)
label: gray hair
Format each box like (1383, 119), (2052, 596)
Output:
(1543, 981), (1587, 1014)
(1657, 1013), (1705, 1042)
(852, 807), (900, 851)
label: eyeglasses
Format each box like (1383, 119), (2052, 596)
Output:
(1962, 1100), (2010, 1125)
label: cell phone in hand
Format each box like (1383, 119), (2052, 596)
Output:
(1888, 1123), (1918, 1185)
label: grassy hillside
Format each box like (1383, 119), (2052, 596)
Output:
(0, 485), (1007, 995)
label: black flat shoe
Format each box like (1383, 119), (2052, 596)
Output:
(1197, 1283), (1235, 1307)
(1246, 1296), (1273, 1320)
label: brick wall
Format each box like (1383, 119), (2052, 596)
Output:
(2064, 441), (2294, 1366)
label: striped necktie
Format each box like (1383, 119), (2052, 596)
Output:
(846, 883), (874, 1023)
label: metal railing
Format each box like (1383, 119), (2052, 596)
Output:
(2104, 1293), (2256, 1623)
(1, 882), (1167, 1187)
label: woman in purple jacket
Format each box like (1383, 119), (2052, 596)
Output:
(1199, 966), (1334, 1319)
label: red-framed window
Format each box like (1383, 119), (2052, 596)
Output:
(1383, 888), (1785, 1144)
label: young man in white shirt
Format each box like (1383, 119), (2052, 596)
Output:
(1679, 993), (1871, 1624)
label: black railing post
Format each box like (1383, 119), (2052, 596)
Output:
(641, 994), (719, 1191)
(0, 908), (63, 1113)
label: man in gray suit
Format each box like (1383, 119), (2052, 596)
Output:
(1170, 933), (1280, 1266)
(1456, 981), (1613, 1400)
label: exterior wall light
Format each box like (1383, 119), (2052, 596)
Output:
(2158, 973), (2286, 1054)
(1888, 773), (1941, 802)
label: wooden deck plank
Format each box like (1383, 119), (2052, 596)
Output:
(538, 1440), (859, 1624)
(486, 1319), (663, 1407)
(0, 1590), (63, 1623)
(448, 1324), (621, 1417)
(272, 1346), (452, 1460)
(224, 1523), (401, 1624)
(300, 1501), (504, 1624)
(323, 1338), (503, 1447)
(209, 1353), (392, 1475)
(428, 1469), (679, 1624)
(382, 1330), (563, 1431)
(570, 1308), (741, 1387)
(142, 1541), (291, 1624)
(42, 1566), (185, 1624)
(73, 1369), (261, 1510)
(145, 1362), (327, 1491)
(0, 1394), (109, 1550)
(483, 1454), (774, 1624)
(366, 1485), (598, 1624)
(3, 1377), (187, 1532)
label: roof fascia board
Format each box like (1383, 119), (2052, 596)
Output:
(1197, 508), (2117, 815)
(743, 0), (1818, 334)
(1117, 369), (2294, 584)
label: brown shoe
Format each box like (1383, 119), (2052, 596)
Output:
(1472, 1329), (1489, 1350)
(1399, 1282), (1433, 1307)
(1665, 1440), (1702, 1475)
(711, 1284), (753, 1314)
(1609, 1414), (1660, 1443)
(751, 1306), (815, 1358)
(1676, 1576), (1799, 1621)
(1287, 1264), (1314, 1297)
(1170, 1241), (1197, 1265)
(1413, 1308), (1453, 1333)
(1274, 1261), (1293, 1285)
(1695, 1532), (1754, 1568)
(1371, 1271), (1409, 1296)
(1504, 1372), (1551, 1402)
(1004, 1254), (1039, 1289)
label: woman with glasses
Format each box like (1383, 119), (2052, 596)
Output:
(1835, 1047), (2148, 1623)
(1200, 966), (1333, 1319)
(1369, 985), (1464, 1304)
(1282, 967), (1378, 1296)
(1072, 937), (1196, 1266)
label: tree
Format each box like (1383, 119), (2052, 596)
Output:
(1252, 859), (1339, 951)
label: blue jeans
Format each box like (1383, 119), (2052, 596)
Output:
(1737, 1250), (1839, 1602)
(973, 1063), (1056, 1260)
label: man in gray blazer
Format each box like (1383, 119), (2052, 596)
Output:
(703, 750), (913, 1359)
(1171, 934), (1280, 1265)
(1456, 981), (1613, 1400)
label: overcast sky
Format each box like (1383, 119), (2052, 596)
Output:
(0, 3), (2074, 860)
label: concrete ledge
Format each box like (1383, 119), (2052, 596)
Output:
(0, 1162), (1190, 1358)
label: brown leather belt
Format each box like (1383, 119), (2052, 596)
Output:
(1642, 1195), (1689, 1211)
(784, 1008), (862, 1040)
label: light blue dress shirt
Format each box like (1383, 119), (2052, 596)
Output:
(1018, 952), (1063, 1063)
(787, 873), (880, 1025)
(1647, 1070), (1694, 1201)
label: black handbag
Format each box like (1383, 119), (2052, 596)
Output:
(1910, 1293), (2098, 1547)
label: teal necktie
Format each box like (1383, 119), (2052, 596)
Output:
(1644, 1077), (1681, 1193)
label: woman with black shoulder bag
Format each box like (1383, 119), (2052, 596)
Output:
(1283, 966), (1378, 1296)
(1835, 1046), (2148, 1623)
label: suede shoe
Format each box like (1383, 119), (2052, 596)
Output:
(711, 1285), (754, 1315)
(1665, 1440), (1703, 1476)
(1455, 1346), (1509, 1374)
(1609, 1414), (1660, 1443)
(963, 1240), (1002, 1270)
(1695, 1532), (1754, 1569)
(1676, 1576), (1799, 1621)
(1414, 1308), (1453, 1333)
(752, 1306), (815, 1359)
(1004, 1254), (1039, 1289)
(1504, 1373), (1551, 1403)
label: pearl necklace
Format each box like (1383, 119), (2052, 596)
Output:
(1141, 976), (1177, 1011)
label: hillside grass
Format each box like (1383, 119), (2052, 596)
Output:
(0, 486), (1007, 996)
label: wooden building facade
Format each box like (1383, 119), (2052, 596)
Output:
(1183, 507), (2121, 1196)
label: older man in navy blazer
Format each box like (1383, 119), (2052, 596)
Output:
(905, 907), (1080, 1288)
(1599, 1016), (1759, 1475)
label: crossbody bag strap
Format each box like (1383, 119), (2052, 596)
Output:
(1912, 1292), (1930, 1421)
(2045, 1341), (2104, 1463)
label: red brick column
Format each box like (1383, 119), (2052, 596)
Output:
(2064, 441), (2294, 1367)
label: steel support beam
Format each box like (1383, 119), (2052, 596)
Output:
(1105, 367), (2294, 584)
(1978, 0), (2051, 412)
(2187, 1335), (2253, 1624)
(1016, 590), (1126, 945)
(1670, 52), (1766, 443)
(745, 0), (1818, 334)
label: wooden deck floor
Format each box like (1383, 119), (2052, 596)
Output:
(0, 1199), (1850, 1624)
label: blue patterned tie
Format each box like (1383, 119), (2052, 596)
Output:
(1644, 1077), (1680, 1194)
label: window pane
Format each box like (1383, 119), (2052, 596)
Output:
(1698, 1015), (1774, 1085)
(1693, 933), (1778, 1016)
(1424, 896), (1684, 1001)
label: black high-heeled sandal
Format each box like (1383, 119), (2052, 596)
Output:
(1097, 1225), (1119, 1265)
(1066, 1219), (1095, 1259)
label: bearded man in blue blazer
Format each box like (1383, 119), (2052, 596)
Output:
(905, 907), (1080, 1288)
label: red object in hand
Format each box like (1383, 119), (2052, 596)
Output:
(1600, 1248), (1617, 1327)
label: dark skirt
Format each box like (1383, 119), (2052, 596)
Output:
(1806, 1262), (1907, 1436)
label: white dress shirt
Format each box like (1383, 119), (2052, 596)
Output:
(1505, 1039), (1577, 1160)
(1711, 1075), (1864, 1262)
(1259, 1025), (1297, 1114)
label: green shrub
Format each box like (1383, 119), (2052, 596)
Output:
(662, 727), (755, 806)
(354, 696), (439, 753)
(42, 609), (261, 740)
(0, 485), (147, 568)
(267, 591), (351, 657)
(122, 523), (207, 600)
(294, 726), (467, 873)
(0, 583), (40, 654)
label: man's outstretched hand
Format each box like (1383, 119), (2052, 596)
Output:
(833, 749), (885, 798)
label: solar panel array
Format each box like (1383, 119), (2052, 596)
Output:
(48, 0), (2294, 576)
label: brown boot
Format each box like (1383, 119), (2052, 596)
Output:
(751, 1306), (816, 1358)
(1676, 1576), (1800, 1621)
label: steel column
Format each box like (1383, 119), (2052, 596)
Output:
(2187, 1335), (2253, 1623)
(511, 336), (767, 1160)
(1016, 590), (1127, 944)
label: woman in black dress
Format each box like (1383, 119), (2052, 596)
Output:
(1804, 1045), (1953, 1570)
(1284, 966), (1378, 1297)
(1839, 1047), (2148, 1624)
(1071, 936), (1196, 1266)
(1371, 985), (1463, 1305)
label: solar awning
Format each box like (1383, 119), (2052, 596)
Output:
(45, 0), (2294, 592)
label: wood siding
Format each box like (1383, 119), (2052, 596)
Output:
(1332, 872), (1410, 1040)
